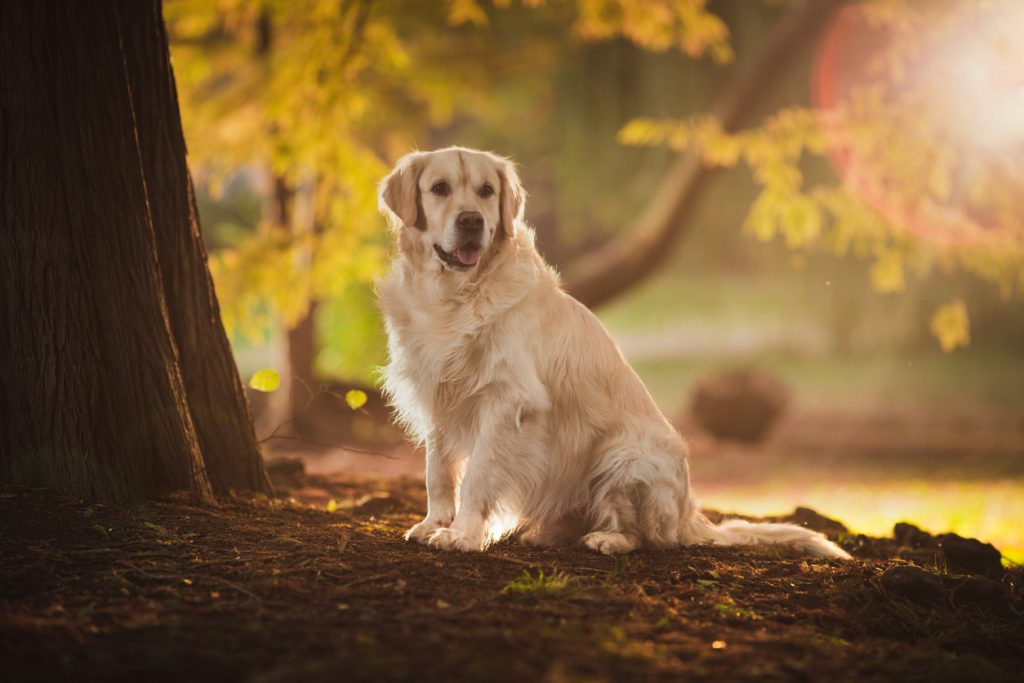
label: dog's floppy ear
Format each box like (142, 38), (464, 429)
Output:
(497, 158), (525, 237)
(379, 152), (424, 229)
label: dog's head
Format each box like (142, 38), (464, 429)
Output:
(379, 147), (525, 272)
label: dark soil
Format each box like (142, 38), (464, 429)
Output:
(1, 470), (1021, 683)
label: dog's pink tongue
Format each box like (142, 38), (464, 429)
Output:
(455, 247), (481, 266)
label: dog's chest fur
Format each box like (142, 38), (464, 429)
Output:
(378, 258), (534, 442)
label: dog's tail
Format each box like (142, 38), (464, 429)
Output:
(684, 509), (852, 559)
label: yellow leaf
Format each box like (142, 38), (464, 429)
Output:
(326, 499), (338, 513)
(248, 369), (280, 393)
(447, 0), (487, 25)
(617, 118), (666, 147)
(345, 389), (368, 410)
(870, 252), (906, 293)
(930, 299), (970, 352)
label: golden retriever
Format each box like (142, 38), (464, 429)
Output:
(377, 146), (850, 558)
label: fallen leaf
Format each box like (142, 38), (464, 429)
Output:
(345, 389), (368, 410)
(249, 369), (281, 393)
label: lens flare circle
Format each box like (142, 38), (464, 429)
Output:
(812, 3), (1024, 246)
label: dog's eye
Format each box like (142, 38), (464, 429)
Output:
(431, 181), (450, 197)
(479, 183), (495, 199)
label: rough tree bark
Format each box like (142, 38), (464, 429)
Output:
(0, 0), (270, 502)
(562, 0), (846, 309)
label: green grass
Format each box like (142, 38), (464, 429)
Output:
(598, 271), (813, 334)
(597, 268), (1024, 413)
(501, 569), (576, 596)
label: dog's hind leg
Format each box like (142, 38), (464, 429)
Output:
(581, 444), (642, 555)
(582, 435), (689, 555)
(581, 484), (641, 556)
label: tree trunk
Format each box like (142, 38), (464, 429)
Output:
(276, 178), (325, 428)
(255, 176), (323, 437)
(123, 1), (268, 495)
(285, 305), (320, 427)
(0, 0), (270, 502)
(562, 0), (845, 309)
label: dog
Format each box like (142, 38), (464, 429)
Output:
(376, 146), (850, 559)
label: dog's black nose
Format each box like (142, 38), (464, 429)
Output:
(456, 211), (484, 233)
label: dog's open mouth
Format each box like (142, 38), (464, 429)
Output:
(434, 243), (481, 270)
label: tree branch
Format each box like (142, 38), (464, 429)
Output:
(562, 0), (847, 309)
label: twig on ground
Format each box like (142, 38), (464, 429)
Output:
(322, 572), (395, 589)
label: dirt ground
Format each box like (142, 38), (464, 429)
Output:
(2, 465), (1021, 683)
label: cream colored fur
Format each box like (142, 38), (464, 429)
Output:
(377, 147), (851, 559)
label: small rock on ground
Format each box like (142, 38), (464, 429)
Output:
(939, 533), (1004, 579)
(881, 565), (946, 605)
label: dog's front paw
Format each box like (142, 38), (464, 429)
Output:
(405, 517), (450, 544)
(582, 531), (637, 556)
(427, 527), (481, 552)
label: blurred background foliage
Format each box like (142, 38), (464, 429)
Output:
(164, 0), (1023, 401)
(165, 0), (1024, 561)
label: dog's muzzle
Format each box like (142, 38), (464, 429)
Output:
(434, 243), (481, 270)
(435, 211), (485, 270)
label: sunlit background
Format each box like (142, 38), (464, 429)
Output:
(166, 0), (1024, 562)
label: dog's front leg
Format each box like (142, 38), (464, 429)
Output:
(405, 432), (457, 544)
(426, 444), (494, 551)
(428, 398), (541, 552)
